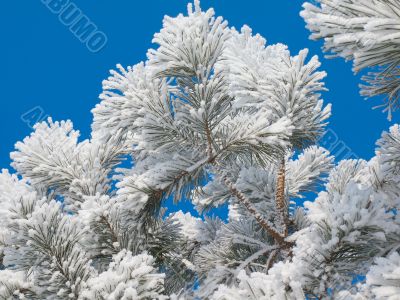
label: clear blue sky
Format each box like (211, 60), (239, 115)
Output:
(1, 1), (397, 216)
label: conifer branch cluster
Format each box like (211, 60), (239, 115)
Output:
(301, 0), (400, 120)
(0, 1), (399, 299)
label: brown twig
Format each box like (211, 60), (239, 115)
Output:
(266, 249), (279, 271)
(275, 158), (289, 237)
(221, 175), (293, 248)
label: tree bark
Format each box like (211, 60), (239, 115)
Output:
(221, 175), (292, 248)
(275, 158), (289, 237)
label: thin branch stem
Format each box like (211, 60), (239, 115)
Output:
(205, 120), (214, 160)
(275, 158), (289, 237)
(220, 174), (292, 248)
(266, 249), (278, 271)
(235, 246), (279, 275)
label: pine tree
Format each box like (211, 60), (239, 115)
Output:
(0, 1), (399, 299)
(301, 0), (400, 120)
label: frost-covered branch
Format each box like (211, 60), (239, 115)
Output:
(301, 0), (400, 119)
(3, 1), (398, 299)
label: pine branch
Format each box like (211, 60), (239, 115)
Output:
(234, 245), (279, 276)
(266, 249), (279, 271)
(219, 174), (292, 248)
(301, 0), (400, 119)
(205, 120), (214, 160)
(275, 158), (289, 237)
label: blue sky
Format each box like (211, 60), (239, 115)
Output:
(1, 1), (398, 216)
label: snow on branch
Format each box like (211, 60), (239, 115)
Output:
(301, 0), (400, 119)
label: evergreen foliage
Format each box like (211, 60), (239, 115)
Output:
(0, 1), (399, 299)
(301, 0), (400, 120)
